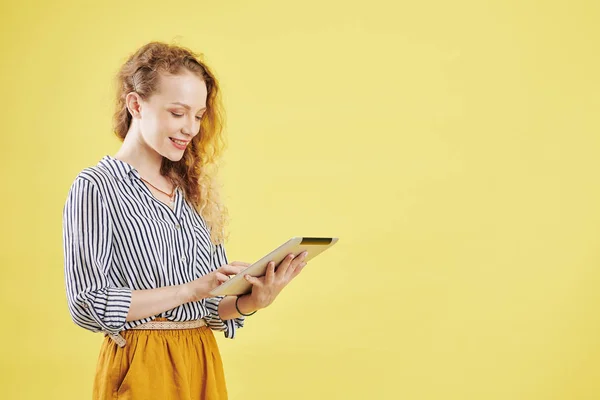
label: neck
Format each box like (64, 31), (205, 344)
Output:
(114, 128), (164, 181)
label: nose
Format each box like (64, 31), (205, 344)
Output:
(181, 116), (199, 137)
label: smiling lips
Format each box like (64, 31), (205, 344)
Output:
(170, 137), (189, 149)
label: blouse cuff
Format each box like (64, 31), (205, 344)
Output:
(82, 286), (132, 335)
(204, 295), (246, 339)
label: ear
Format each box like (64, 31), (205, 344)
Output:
(125, 92), (143, 119)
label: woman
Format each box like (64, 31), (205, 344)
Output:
(62, 41), (308, 399)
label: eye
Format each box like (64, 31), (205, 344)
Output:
(171, 112), (203, 121)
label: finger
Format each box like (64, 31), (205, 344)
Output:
(291, 251), (308, 268)
(290, 262), (307, 280)
(284, 262), (301, 282)
(230, 261), (252, 267)
(216, 272), (229, 283)
(218, 265), (246, 275)
(265, 261), (276, 285)
(232, 266), (247, 274)
(244, 274), (263, 287)
(284, 262), (297, 280)
(275, 253), (295, 277)
(286, 252), (307, 279)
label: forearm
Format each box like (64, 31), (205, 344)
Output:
(218, 295), (258, 320)
(126, 284), (191, 322)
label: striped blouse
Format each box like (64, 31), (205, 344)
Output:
(62, 155), (245, 339)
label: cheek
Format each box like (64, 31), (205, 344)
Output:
(161, 116), (181, 134)
(144, 115), (175, 138)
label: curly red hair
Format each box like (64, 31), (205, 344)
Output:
(113, 41), (229, 245)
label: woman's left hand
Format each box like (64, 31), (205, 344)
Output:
(242, 251), (308, 310)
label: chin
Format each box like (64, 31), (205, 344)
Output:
(162, 151), (186, 162)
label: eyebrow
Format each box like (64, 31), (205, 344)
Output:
(169, 102), (206, 112)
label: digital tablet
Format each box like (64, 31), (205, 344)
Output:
(209, 236), (339, 297)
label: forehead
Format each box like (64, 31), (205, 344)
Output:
(153, 71), (208, 109)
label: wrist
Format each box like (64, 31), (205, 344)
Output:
(178, 283), (196, 304)
(236, 295), (258, 316)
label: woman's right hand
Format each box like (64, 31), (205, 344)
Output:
(180, 261), (250, 302)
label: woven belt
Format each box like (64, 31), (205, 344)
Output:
(107, 319), (207, 348)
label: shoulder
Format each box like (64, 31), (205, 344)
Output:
(77, 165), (117, 186)
(67, 162), (120, 200)
(73, 155), (123, 185)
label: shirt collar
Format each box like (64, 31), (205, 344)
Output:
(98, 155), (141, 181)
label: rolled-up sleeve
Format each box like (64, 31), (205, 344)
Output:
(62, 177), (132, 335)
(203, 242), (246, 339)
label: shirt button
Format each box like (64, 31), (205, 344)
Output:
(175, 224), (181, 230)
(180, 255), (186, 262)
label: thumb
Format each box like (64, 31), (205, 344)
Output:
(244, 274), (261, 286)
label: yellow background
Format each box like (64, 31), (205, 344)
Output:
(1, 0), (599, 399)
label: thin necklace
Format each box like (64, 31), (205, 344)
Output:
(140, 177), (176, 209)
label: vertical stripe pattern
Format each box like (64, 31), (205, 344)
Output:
(62, 155), (245, 338)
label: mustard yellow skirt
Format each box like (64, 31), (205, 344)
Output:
(93, 319), (228, 399)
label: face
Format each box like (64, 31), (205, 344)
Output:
(131, 70), (208, 161)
